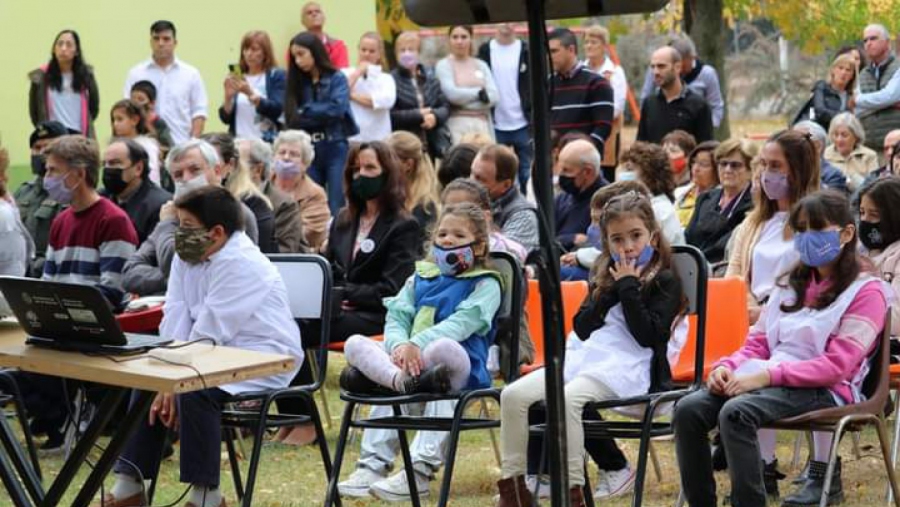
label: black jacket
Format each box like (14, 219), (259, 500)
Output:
(325, 210), (420, 314)
(792, 80), (846, 131)
(684, 186), (753, 265)
(243, 194), (277, 254)
(390, 65), (451, 159)
(636, 85), (713, 144)
(477, 39), (532, 124)
(573, 269), (683, 393)
(105, 178), (171, 244)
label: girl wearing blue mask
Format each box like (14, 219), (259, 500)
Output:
(340, 202), (502, 395)
(675, 190), (889, 507)
(497, 191), (685, 506)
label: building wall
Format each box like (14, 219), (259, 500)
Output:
(0, 0), (375, 164)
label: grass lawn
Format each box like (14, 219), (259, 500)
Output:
(2, 352), (897, 507)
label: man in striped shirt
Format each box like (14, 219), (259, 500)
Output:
(548, 28), (615, 155)
(42, 136), (138, 309)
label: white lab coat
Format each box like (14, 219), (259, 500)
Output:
(161, 232), (303, 394)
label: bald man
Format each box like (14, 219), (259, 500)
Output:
(637, 46), (713, 144)
(555, 139), (607, 251)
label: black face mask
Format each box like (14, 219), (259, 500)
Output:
(558, 174), (580, 195)
(102, 167), (129, 196)
(859, 220), (886, 251)
(31, 154), (46, 177)
(351, 174), (386, 202)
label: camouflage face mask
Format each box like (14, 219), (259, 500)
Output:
(174, 226), (213, 264)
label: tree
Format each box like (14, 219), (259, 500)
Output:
(684, 0), (731, 139)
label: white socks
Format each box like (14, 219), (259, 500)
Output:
(813, 432), (834, 462)
(758, 429), (777, 464)
(110, 472), (143, 500)
(189, 485), (222, 507)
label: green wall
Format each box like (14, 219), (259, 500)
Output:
(0, 0), (375, 165)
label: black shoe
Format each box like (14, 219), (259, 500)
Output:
(782, 458), (843, 507)
(712, 433), (727, 471)
(402, 365), (452, 394)
(722, 459), (784, 505)
(339, 366), (393, 395)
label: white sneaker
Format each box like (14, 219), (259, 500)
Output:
(370, 469), (430, 502)
(338, 467), (385, 498)
(525, 474), (551, 499)
(593, 466), (635, 499)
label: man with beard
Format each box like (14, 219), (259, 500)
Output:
(637, 46), (713, 144)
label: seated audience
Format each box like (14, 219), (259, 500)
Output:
(554, 139), (606, 252)
(824, 112), (878, 191)
(793, 120), (850, 194)
(662, 129), (697, 190)
(436, 143), (479, 189)
(388, 131), (440, 252)
(617, 142), (686, 245)
(271, 130), (331, 252)
(101, 138), (171, 243)
(102, 186), (304, 507)
(674, 140), (718, 228)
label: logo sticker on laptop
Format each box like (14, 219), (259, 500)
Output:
(66, 308), (98, 324)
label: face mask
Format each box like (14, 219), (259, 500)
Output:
(794, 229), (843, 267)
(859, 220), (885, 251)
(351, 174), (385, 202)
(761, 171), (790, 201)
(670, 156), (687, 175)
(42, 173), (74, 204)
(102, 167), (128, 196)
(432, 242), (476, 276)
(274, 159), (303, 178)
(398, 51), (419, 69)
(174, 173), (208, 199)
(31, 154), (46, 177)
(558, 175), (579, 195)
(174, 226), (213, 264)
(611, 244), (655, 268)
(586, 224), (602, 248)
(616, 171), (638, 182)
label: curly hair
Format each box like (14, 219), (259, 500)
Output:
(620, 141), (676, 201)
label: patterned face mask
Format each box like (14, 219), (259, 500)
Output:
(174, 226), (213, 264)
(432, 242), (476, 276)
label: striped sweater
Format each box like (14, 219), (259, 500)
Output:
(549, 64), (614, 154)
(43, 197), (138, 306)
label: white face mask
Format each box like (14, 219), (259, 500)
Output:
(174, 173), (209, 198)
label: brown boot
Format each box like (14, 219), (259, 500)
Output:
(569, 486), (586, 507)
(497, 475), (533, 507)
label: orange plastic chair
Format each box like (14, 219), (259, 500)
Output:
(326, 334), (383, 352)
(671, 277), (749, 383)
(521, 280), (588, 375)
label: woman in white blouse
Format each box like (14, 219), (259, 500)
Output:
(583, 25), (628, 177)
(343, 32), (397, 143)
(435, 25), (499, 145)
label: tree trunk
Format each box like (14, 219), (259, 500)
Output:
(686, 0), (731, 139)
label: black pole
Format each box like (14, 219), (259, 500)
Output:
(524, 1), (569, 506)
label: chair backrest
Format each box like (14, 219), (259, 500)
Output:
(862, 312), (891, 410)
(489, 251), (524, 382)
(561, 281), (589, 336)
(670, 245), (709, 388)
(267, 253), (333, 391)
(672, 277), (748, 382)
(522, 279), (587, 373)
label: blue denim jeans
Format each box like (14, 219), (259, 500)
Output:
(674, 387), (837, 507)
(495, 127), (533, 194)
(307, 140), (349, 214)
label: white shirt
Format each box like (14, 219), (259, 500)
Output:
(134, 136), (161, 184)
(235, 73), (268, 140)
(585, 57), (628, 119)
(490, 39), (528, 131)
(343, 65), (396, 143)
(123, 58), (208, 145)
(160, 232), (303, 394)
(49, 73), (83, 133)
(750, 212), (799, 302)
(651, 194), (686, 246)
(0, 200), (31, 316)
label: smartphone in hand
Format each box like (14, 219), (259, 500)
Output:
(228, 63), (243, 78)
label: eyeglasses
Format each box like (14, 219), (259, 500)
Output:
(863, 36), (882, 43)
(717, 160), (745, 171)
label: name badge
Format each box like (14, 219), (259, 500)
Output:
(360, 239), (375, 254)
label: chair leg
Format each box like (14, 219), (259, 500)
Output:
(890, 391), (900, 504)
(631, 431), (652, 507)
(239, 406), (274, 507)
(874, 417), (900, 507)
(347, 403), (363, 446)
(437, 398), (475, 507)
(649, 441), (662, 483)
(310, 401), (341, 507)
(790, 432), (805, 470)
(674, 487), (686, 507)
(820, 423), (850, 507)
(224, 427), (245, 501)
(394, 404), (422, 507)
(851, 430), (862, 460)
(479, 398), (501, 467)
(324, 401), (356, 507)
(584, 461), (596, 507)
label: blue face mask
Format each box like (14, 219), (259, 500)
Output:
(432, 243), (476, 276)
(616, 171), (638, 182)
(611, 244), (655, 267)
(586, 224), (602, 248)
(794, 229), (843, 267)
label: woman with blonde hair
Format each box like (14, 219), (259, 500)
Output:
(582, 24), (628, 179)
(388, 130), (440, 251)
(793, 52), (856, 130)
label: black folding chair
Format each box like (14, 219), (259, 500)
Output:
(323, 251), (523, 507)
(531, 244), (708, 507)
(220, 253), (339, 507)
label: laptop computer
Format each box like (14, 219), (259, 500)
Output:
(0, 276), (173, 354)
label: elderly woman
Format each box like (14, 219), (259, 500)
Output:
(824, 112), (878, 191)
(238, 138), (308, 253)
(673, 140), (719, 227)
(271, 130), (331, 252)
(436, 25), (499, 144)
(685, 138), (755, 266)
(390, 30), (451, 161)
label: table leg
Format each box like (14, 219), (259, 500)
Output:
(41, 387), (127, 507)
(0, 412), (43, 503)
(0, 434), (33, 507)
(70, 390), (155, 507)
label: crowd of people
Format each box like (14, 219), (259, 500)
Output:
(4, 3), (900, 506)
